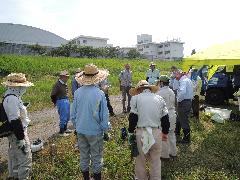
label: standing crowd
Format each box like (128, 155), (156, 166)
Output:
(1, 62), (202, 180)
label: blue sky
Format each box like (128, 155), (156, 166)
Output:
(0, 0), (240, 56)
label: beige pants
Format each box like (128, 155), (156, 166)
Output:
(7, 130), (32, 179)
(135, 128), (162, 180)
(161, 111), (177, 158)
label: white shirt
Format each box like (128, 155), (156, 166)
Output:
(146, 69), (160, 85)
(156, 86), (175, 111)
(130, 89), (168, 128)
(177, 75), (194, 102)
(3, 90), (30, 128)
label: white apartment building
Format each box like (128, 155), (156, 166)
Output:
(137, 34), (184, 60)
(71, 35), (111, 48)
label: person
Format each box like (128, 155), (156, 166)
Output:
(99, 78), (115, 116)
(119, 63), (132, 113)
(175, 71), (194, 144)
(198, 65), (208, 95)
(169, 66), (179, 91)
(71, 68), (82, 97)
(156, 75), (177, 159)
(189, 68), (202, 120)
(71, 64), (110, 180)
(2, 73), (33, 179)
(128, 80), (170, 180)
(51, 70), (72, 136)
(146, 62), (160, 85)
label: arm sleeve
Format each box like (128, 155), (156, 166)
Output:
(10, 118), (25, 140)
(161, 114), (170, 134)
(51, 83), (58, 105)
(177, 80), (186, 102)
(100, 93), (110, 131)
(70, 93), (77, 128)
(128, 113), (138, 133)
(130, 96), (138, 114)
(71, 78), (78, 97)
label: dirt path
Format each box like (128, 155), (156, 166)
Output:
(0, 95), (123, 162)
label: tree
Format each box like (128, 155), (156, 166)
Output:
(28, 44), (47, 55)
(127, 49), (141, 59)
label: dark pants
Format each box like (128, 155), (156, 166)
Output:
(192, 95), (199, 119)
(105, 93), (114, 115)
(121, 86), (131, 111)
(176, 99), (192, 134)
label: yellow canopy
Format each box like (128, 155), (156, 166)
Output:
(182, 40), (240, 72)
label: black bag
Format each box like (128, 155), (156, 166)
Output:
(0, 94), (16, 138)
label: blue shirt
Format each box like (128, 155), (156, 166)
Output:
(71, 75), (81, 97)
(177, 75), (194, 102)
(71, 85), (109, 135)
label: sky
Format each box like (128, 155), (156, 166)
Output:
(0, 0), (240, 56)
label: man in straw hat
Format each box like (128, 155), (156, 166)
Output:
(146, 62), (160, 85)
(156, 75), (177, 160)
(2, 73), (33, 179)
(51, 70), (72, 136)
(71, 64), (110, 180)
(119, 63), (132, 113)
(128, 80), (170, 180)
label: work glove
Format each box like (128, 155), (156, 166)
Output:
(16, 139), (27, 155)
(162, 133), (168, 141)
(103, 132), (110, 141)
(128, 133), (136, 145)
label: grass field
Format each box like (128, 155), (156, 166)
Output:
(0, 55), (240, 179)
(0, 55), (181, 111)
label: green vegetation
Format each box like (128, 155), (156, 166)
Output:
(1, 55), (240, 179)
(0, 55), (180, 111)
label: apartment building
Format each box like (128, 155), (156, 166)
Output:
(71, 35), (111, 48)
(136, 34), (184, 60)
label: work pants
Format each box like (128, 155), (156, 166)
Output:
(56, 98), (70, 130)
(135, 128), (162, 180)
(192, 95), (199, 120)
(121, 86), (131, 111)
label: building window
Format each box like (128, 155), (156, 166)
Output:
(158, 51), (163, 55)
(138, 48), (143, 51)
(83, 40), (87, 43)
(164, 43), (170, 47)
(144, 45), (149, 48)
(158, 45), (163, 48)
(165, 51), (170, 54)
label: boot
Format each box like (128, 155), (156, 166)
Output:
(82, 171), (90, 180)
(93, 172), (101, 180)
(180, 129), (190, 144)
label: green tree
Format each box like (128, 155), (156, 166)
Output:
(127, 48), (141, 59)
(28, 44), (47, 55)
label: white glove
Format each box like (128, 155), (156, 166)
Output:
(16, 140), (27, 154)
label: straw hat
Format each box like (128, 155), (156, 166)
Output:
(76, 64), (109, 85)
(59, 70), (70, 77)
(1, 73), (34, 87)
(129, 80), (159, 96)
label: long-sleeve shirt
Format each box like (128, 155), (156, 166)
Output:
(119, 69), (132, 87)
(177, 75), (194, 102)
(156, 86), (175, 111)
(146, 69), (160, 85)
(71, 85), (109, 135)
(51, 79), (69, 105)
(130, 89), (168, 128)
(71, 75), (81, 97)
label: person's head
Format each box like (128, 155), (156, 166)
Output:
(76, 64), (109, 86)
(75, 68), (81, 74)
(175, 70), (184, 80)
(59, 70), (70, 83)
(1, 73), (34, 96)
(149, 62), (156, 71)
(171, 66), (177, 72)
(190, 68), (198, 81)
(125, 63), (130, 70)
(129, 80), (159, 96)
(158, 75), (170, 87)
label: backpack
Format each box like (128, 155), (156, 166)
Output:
(0, 94), (17, 138)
